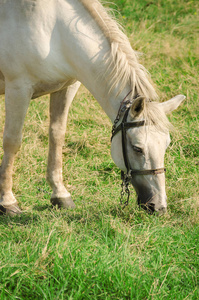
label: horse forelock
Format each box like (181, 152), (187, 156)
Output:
(80, 0), (158, 101)
(143, 102), (173, 133)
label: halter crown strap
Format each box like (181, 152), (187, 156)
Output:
(111, 120), (145, 140)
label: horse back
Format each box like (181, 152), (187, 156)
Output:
(0, 0), (75, 95)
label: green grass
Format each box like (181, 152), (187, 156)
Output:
(0, 0), (198, 299)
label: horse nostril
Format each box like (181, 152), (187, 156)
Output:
(157, 207), (167, 215)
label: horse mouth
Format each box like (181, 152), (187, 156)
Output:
(137, 197), (167, 215)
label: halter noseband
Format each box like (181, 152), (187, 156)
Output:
(111, 94), (166, 206)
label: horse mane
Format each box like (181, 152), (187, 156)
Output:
(80, 0), (158, 100)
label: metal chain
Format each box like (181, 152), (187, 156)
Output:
(120, 172), (131, 207)
(111, 116), (120, 138)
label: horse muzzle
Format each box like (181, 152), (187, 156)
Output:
(132, 179), (167, 214)
(137, 196), (167, 215)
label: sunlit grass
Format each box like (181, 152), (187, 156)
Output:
(0, 0), (198, 299)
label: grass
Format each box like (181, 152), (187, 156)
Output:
(0, 0), (199, 299)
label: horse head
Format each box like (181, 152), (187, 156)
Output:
(111, 95), (185, 214)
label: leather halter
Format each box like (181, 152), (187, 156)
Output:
(111, 97), (166, 178)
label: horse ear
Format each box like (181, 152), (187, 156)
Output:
(159, 95), (185, 114)
(130, 96), (145, 118)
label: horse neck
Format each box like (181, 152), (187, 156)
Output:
(63, 1), (132, 123)
(78, 71), (131, 123)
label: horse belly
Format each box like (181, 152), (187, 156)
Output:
(32, 79), (76, 99)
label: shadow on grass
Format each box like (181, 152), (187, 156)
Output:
(104, 205), (155, 224)
(0, 204), (53, 226)
(0, 212), (41, 226)
(33, 204), (52, 212)
(0, 199), (156, 228)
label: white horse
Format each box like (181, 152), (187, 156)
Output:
(0, 0), (185, 216)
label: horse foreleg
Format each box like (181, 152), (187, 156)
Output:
(0, 83), (32, 216)
(47, 81), (81, 209)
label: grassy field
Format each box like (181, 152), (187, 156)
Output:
(0, 0), (198, 299)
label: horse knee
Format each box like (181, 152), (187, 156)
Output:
(3, 135), (22, 154)
(49, 124), (66, 144)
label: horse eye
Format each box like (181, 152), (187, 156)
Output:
(132, 145), (143, 154)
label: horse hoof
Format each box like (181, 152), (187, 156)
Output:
(50, 196), (76, 209)
(0, 203), (22, 216)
